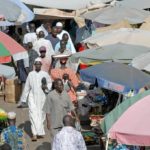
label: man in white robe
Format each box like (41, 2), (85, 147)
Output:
(56, 22), (76, 54)
(33, 31), (54, 59)
(20, 58), (52, 141)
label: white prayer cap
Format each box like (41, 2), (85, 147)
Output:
(36, 28), (43, 35)
(34, 57), (42, 64)
(8, 112), (16, 119)
(56, 22), (63, 27)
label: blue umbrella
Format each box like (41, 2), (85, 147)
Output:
(80, 62), (150, 94)
(0, 0), (34, 24)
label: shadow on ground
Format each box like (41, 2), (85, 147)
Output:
(36, 142), (51, 150)
(18, 121), (32, 138)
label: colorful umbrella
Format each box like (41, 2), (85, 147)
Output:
(80, 62), (150, 94)
(0, 31), (28, 63)
(101, 90), (150, 146)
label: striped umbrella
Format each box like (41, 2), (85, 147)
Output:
(0, 31), (28, 63)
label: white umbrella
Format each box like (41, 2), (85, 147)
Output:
(0, 0), (34, 24)
(131, 52), (150, 72)
(84, 28), (150, 48)
(21, 0), (113, 10)
(118, 0), (150, 10)
(0, 64), (15, 79)
(81, 5), (150, 24)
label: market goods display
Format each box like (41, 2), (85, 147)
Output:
(0, 108), (7, 121)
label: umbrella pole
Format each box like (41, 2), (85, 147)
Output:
(116, 94), (122, 106)
(105, 134), (109, 150)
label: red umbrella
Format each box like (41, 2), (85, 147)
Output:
(0, 31), (28, 63)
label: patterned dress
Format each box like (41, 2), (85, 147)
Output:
(1, 126), (25, 150)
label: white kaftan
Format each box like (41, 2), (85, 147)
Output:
(21, 70), (52, 136)
(52, 126), (87, 150)
(57, 30), (76, 54)
(33, 38), (54, 59)
(23, 32), (37, 44)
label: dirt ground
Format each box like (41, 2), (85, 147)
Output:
(0, 98), (100, 150)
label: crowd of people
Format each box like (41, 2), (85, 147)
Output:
(0, 20), (88, 150)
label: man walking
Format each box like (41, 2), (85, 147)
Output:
(43, 79), (75, 138)
(52, 115), (87, 150)
(20, 58), (52, 141)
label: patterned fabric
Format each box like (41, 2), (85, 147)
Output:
(1, 126), (24, 150)
(52, 126), (87, 150)
(113, 144), (129, 150)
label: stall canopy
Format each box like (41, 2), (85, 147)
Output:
(84, 28), (150, 48)
(80, 62), (150, 94)
(101, 90), (150, 146)
(71, 43), (150, 64)
(118, 0), (150, 10)
(81, 5), (150, 24)
(0, 0), (34, 24)
(131, 52), (150, 72)
(0, 31), (28, 63)
(21, 0), (113, 10)
(0, 64), (16, 79)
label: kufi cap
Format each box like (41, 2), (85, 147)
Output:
(39, 46), (46, 52)
(56, 22), (63, 27)
(36, 28), (43, 34)
(8, 112), (16, 119)
(34, 57), (42, 64)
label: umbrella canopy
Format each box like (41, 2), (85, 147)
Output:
(0, 64), (15, 79)
(71, 43), (150, 64)
(0, 0), (34, 24)
(80, 62), (150, 94)
(0, 31), (28, 63)
(21, 0), (112, 10)
(84, 28), (150, 48)
(81, 5), (150, 24)
(102, 90), (150, 146)
(118, 0), (150, 10)
(101, 90), (150, 133)
(131, 52), (150, 72)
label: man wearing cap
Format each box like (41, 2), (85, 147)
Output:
(33, 31), (54, 59)
(20, 58), (52, 141)
(55, 22), (76, 54)
(39, 46), (51, 73)
(1, 112), (25, 150)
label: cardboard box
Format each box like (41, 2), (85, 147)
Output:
(5, 78), (22, 103)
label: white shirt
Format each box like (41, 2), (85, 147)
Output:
(33, 38), (54, 58)
(23, 32), (37, 44)
(52, 126), (87, 150)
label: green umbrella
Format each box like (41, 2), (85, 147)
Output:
(101, 89), (150, 134)
(0, 43), (11, 63)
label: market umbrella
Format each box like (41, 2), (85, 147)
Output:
(81, 5), (150, 24)
(21, 0), (113, 10)
(84, 28), (150, 48)
(0, 0), (34, 24)
(101, 90), (150, 146)
(118, 0), (150, 10)
(71, 43), (150, 64)
(0, 64), (15, 79)
(0, 31), (28, 63)
(131, 52), (150, 72)
(80, 62), (150, 94)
